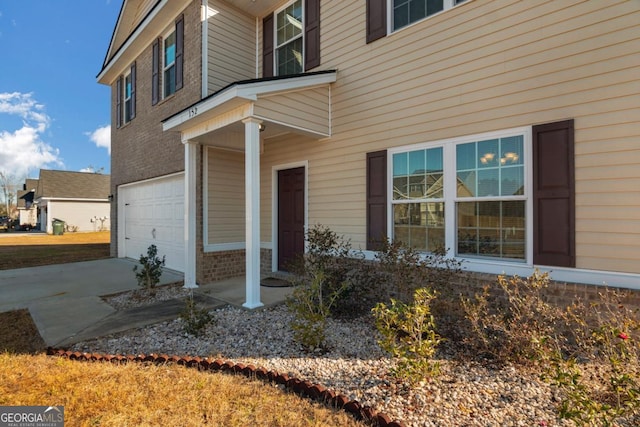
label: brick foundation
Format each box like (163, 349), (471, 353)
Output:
(197, 248), (273, 284)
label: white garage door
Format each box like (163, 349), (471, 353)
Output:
(120, 173), (184, 272)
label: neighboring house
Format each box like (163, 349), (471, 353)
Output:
(34, 170), (111, 234)
(17, 178), (39, 228)
(98, 0), (640, 308)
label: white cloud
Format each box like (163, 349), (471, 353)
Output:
(86, 124), (111, 155)
(0, 92), (62, 177)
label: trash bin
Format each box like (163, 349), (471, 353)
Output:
(52, 219), (64, 236)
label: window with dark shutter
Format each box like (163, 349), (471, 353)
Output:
(304, 0), (320, 70)
(116, 76), (122, 128)
(263, 14), (274, 78)
(152, 38), (160, 105)
(533, 119), (575, 267)
(175, 15), (184, 91)
(130, 62), (136, 120)
(367, 150), (388, 250)
(367, 0), (387, 43)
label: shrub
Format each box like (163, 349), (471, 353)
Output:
(179, 291), (213, 337)
(133, 244), (165, 290)
(372, 287), (442, 383)
(461, 270), (564, 365)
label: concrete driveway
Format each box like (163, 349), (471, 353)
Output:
(0, 258), (183, 347)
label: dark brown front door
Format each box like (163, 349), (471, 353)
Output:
(278, 167), (305, 271)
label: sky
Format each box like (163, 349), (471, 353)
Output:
(0, 0), (122, 182)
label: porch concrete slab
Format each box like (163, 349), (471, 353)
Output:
(198, 276), (294, 308)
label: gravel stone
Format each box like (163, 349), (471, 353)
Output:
(70, 286), (627, 426)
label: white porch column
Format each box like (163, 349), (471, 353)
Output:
(184, 140), (198, 288)
(243, 118), (264, 309)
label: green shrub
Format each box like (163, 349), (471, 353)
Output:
(133, 244), (165, 290)
(286, 271), (348, 351)
(372, 287), (442, 383)
(179, 291), (213, 337)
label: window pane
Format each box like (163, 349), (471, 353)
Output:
(276, 0), (302, 45)
(427, 0), (444, 16)
(394, 177), (409, 200)
(501, 135), (524, 166)
(478, 139), (499, 168)
(394, 202), (444, 251)
(164, 33), (175, 67)
(457, 170), (476, 197)
(501, 166), (524, 196)
(393, 0), (409, 30)
(456, 201), (525, 260)
(164, 65), (175, 96)
(409, 0), (426, 24)
(477, 168), (499, 197)
(277, 38), (302, 75)
(125, 75), (132, 99)
(408, 150), (425, 175)
(394, 0), (443, 30)
(456, 142), (475, 170)
(393, 152), (408, 176)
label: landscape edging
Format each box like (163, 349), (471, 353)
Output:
(47, 347), (406, 427)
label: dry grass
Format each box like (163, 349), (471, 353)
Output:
(0, 353), (365, 427)
(0, 231), (110, 270)
(0, 310), (47, 354)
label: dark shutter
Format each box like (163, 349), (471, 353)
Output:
(533, 119), (575, 267)
(366, 0), (387, 44)
(304, 0), (320, 70)
(367, 150), (387, 250)
(151, 38), (160, 105)
(262, 14), (274, 77)
(130, 62), (136, 120)
(115, 76), (122, 128)
(175, 14), (184, 91)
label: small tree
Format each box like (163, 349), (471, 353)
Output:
(133, 245), (165, 290)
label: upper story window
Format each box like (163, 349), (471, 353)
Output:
(152, 15), (183, 105)
(276, 0), (303, 75)
(366, 0), (467, 43)
(262, 0), (320, 78)
(116, 62), (135, 128)
(124, 70), (134, 123)
(393, 0), (467, 31)
(163, 29), (177, 97)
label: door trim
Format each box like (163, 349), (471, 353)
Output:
(272, 161), (308, 272)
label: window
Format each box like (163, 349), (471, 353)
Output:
(276, 0), (303, 75)
(124, 71), (133, 123)
(163, 29), (176, 97)
(393, 0), (467, 31)
(366, 0), (467, 43)
(152, 15), (183, 105)
(116, 63), (135, 128)
(389, 129), (529, 262)
(263, 0), (320, 77)
(391, 147), (445, 251)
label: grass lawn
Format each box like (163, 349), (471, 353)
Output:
(0, 231), (367, 426)
(0, 231), (110, 270)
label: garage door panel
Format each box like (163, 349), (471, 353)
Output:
(121, 174), (185, 272)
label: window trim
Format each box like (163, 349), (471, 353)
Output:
(274, 0), (304, 76)
(387, 126), (533, 264)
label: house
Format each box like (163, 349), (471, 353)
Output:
(17, 179), (39, 228)
(98, 0), (640, 308)
(33, 170), (111, 233)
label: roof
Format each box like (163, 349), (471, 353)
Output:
(34, 170), (110, 200)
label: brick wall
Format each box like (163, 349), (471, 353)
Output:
(109, 0), (202, 256)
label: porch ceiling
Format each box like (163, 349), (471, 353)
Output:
(162, 70), (337, 148)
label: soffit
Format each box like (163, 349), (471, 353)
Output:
(222, 0), (281, 17)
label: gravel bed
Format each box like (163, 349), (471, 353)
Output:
(71, 288), (581, 427)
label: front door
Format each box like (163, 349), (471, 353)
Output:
(278, 167), (305, 271)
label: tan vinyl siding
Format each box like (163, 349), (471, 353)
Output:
(207, 148), (245, 244)
(255, 88), (331, 136)
(207, 0), (255, 94)
(255, 0), (640, 273)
